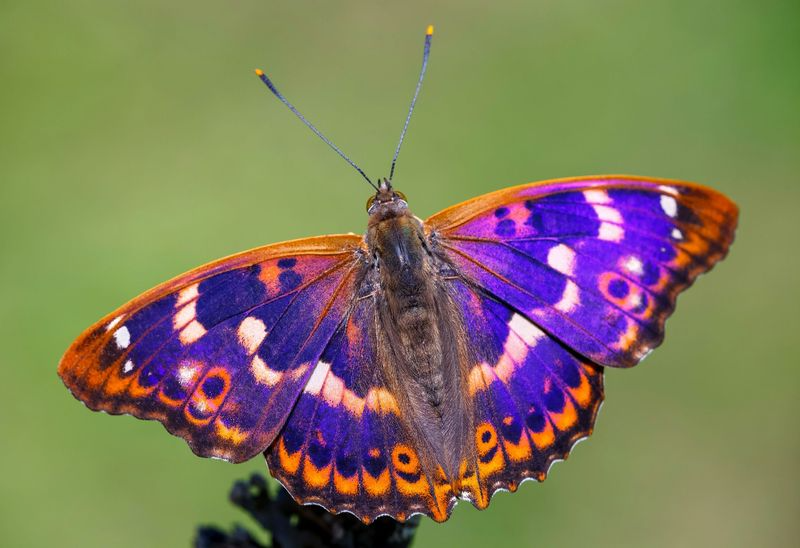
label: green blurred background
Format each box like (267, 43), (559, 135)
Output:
(1, 1), (798, 546)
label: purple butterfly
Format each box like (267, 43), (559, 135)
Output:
(59, 25), (738, 523)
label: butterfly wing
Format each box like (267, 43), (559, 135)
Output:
(424, 175), (736, 507)
(427, 175), (738, 367)
(265, 290), (454, 523)
(266, 268), (606, 522)
(449, 278), (604, 507)
(59, 234), (364, 463)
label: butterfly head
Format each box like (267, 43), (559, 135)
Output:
(366, 178), (409, 220)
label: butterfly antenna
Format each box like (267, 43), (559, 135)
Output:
(388, 25), (434, 183)
(254, 69), (378, 191)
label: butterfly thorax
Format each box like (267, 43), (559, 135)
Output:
(364, 182), (474, 477)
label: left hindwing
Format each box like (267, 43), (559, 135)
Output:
(426, 175), (738, 367)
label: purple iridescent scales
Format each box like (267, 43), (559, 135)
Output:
(428, 176), (739, 367)
(59, 175), (738, 524)
(449, 279), (604, 507)
(59, 235), (363, 462)
(266, 297), (455, 521)
(265, 275), (605, 521)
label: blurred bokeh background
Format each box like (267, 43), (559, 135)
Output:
(1, 1), (797, 546)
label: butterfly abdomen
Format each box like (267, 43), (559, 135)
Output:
(366, 208), (474, 479)
(371, 214), (444, 400)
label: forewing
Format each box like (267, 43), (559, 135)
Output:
(266, 293), (454, 523)
(448, 278), (604, 507)
(59, 235), (363, 462)
(427, 175), (738, 367)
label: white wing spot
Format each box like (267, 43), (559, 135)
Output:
(304, 360), (331, 395)
(113, 326), (130, 349)
(106, 315), (123, 331)
(122, 359), (134, 373)
(593, 204), (623, 223)
(547, 244), (576, 276)
(660, 195), (678, 217)
(583, 189), (611, 204)
(178, 364), (199, 386)
(671, 227), (683, 240)
(237, 316), (267, 355)
(658, 185), (679, 196)
(495, 314), (547, 385)
(508, 314), (545, 346)
(555, 280), (580, 312)
(174, 302), (196, 330)
(598, 222), (625, 242)
(176, 283), (199, 307)
(251, 356), (282, 387)
(624, 256), (644, 276)
(179, 320), (207, 345)
(322, 373), (346, 407)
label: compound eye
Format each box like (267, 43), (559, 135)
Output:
(394, 190), (407, 202)
(365, 195), (376, 212)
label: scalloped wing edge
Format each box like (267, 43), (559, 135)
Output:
(58, 233), (365, 463)
(264, 367), (605, 523)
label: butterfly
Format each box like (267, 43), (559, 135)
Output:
(59, 25), (738, 523)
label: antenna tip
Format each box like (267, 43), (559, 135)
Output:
(254, 68), (264, 77)
(426, 24), (434, 36)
